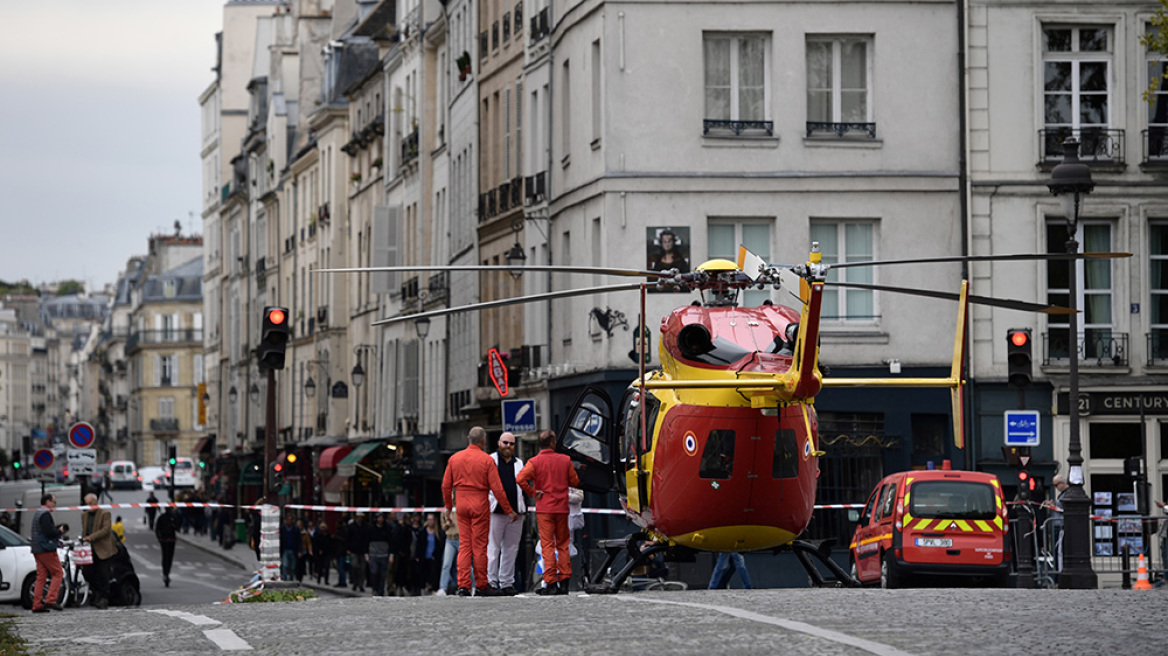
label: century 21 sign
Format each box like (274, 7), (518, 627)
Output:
(1056, 391), (1168, 416)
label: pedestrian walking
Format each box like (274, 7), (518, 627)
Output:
(81, 493), (118, 609)
(144, 491), (158, 530)
(442, 426), (518, 597)
(346, 514), (370, 592)
(154, 506), (179, 587)
(517, 429), (579, 595)
(30, 493), (64, 613)
(708, 552), (753, 589)
(279, 514), (300, 582)
(367, 514), (394, 596)
(312, 521), (332, 584)
(487, 432), (526, 595)
(419, 513), (442, 594)
(437, 505), (459, 595)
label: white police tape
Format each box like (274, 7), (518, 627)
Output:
(1, 502), (865, 514)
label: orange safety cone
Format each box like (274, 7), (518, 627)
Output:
(1133, 553), (1154, 590)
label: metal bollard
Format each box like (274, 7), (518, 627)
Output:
(1121, 544), (1131, 590)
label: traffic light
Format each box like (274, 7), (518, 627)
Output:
(12, 449), (20, 470)
(1017, 470), (1032, 502)
(1125, 456), (1142, 479)
(270, 461), (284, 487)
(286, 452), (297, 465)
(1006, 328), (1033, 388)
(258, 306), (290, 370)
(168, 445), (177, 467)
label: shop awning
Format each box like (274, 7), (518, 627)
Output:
(336, 442), (382, 477)
(323, 474), (348, 504)
(319, 445), (353, 471)
(238, 460), (263, 485)
(194, 436), (215, 454)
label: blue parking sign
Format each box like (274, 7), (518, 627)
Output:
(503, 399), (537, 433)
(1004, 410), (1040, 446)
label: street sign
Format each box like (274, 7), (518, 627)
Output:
(487, 348), (509, 397)
(502, 399), (536, 433)
(33, 449), (54, 469)
(68, 422), (97, 449)
(67, 449), (97, 475)
(1004, 410), (1040, 446)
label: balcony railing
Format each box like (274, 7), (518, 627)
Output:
(525, 171), (546, 205)
(150, 418), (180, 433)
(401, 129), (419, 165)
(127, 329), (204, 350)
(1042, 330), (1129, 367)
(499, 180), (512, 212)
(1142, 127), (1168, 166)
(703, 119), (774, 137)
(255, 256), (266, 278)
(1149, 331), (1168, 366)
(530, 7), (549, 42)
(805, 121), (875, 139)
(1039, 128), (1125, 165)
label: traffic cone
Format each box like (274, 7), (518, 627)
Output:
(1133, 553), (1153, 590)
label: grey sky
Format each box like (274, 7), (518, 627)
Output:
(0, 1), (222, 290)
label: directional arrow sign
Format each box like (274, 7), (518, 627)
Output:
(1004, 410), (1040, 447)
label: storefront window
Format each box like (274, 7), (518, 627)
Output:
(1088, 422), (1141, 459)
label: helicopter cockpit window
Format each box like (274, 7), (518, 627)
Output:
(772, 429), (798, 479)
(699, 429), (735, 479)
(563, 402), (610, 465)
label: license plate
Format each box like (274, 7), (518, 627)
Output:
(914, 538), (952, 548)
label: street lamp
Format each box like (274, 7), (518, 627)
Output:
(351, 344), (376, 433)
(228, 386), (238, 405)
(1046, 136), (1097, 589)
(304, 377), (317, 398)
(249, 382), (260, 405)
(506, 217), (526, 279)
(351, 362), (365, 388)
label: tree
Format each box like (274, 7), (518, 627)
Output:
(1141, 3), (1168, 103)
(55, 280), (84, 296)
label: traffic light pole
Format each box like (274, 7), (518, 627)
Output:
(264, 367), (276, 502)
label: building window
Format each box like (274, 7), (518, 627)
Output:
(1146, 24), (1168, 163)
(703, 33), (771, 136)
(806, 35), (874, 138)
(1046, 220), (1114, 361)
(708, 218), (771, 307)
(1041, 25), (1114, 160)
(1151, 222), (1168, 361)
(159, 397), (174, 419)
(810, 220), (876, 322)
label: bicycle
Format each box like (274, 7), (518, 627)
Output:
(57, 539), (91, 608)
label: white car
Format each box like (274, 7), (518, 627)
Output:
(172, 457), (198, 488)
(139, 466), (166, 490)
(0, 524), (40, 608)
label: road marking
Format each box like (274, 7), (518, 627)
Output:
(204, 628), (253, 651)
(147, 609), (221, 626)
(621, 597), (915, 656)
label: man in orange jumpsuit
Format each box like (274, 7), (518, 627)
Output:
(517, 430), (579, 595)
(442, 426), (518, 596)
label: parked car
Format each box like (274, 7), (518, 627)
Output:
(139, 466), (165, 491)
(0, 524), (40, 608)
(172, 457), (198, 488)
(848, 468), (1010, 589)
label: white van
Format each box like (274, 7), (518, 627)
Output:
(172, 457), (198, 488)
(109, 460), (141, 490)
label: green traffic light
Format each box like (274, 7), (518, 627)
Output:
(169, 458), (177, 466)
(12, 461), (20, 469)
(198, 460), (206, 468)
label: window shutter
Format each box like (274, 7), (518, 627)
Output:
(153, 355), (161, 387)
(172, 356), (180, 386)
(371, 205), (401, 294)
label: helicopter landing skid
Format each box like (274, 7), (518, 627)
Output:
(790, 538), (862, 588)
(584, 532), (687, 594)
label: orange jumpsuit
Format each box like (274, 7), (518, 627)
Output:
(517, 448), (580, 586)
(442, 443), (515, 591)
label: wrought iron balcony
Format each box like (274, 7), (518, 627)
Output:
(1042, 330), (1129, 367)
(704, 119), (774, 137)
(1142, 128), (1168, 166)
(1039, 128), (1125, 165)
(487, 189), (497, 216)
(499, 181), (512, 212)
(1149, 331), (1168, 366)
(127, 329), (204, 351)
(150, 418), (180, 433)
(805, 122), (876, 139)
(401, 129), (419, 165)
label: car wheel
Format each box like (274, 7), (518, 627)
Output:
(20, 574), (35, 610)
(880, 552), (901, 590)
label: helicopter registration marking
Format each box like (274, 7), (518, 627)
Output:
(683, 431), (698, 456)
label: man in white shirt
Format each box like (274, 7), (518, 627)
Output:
(487, 432), (526, 595)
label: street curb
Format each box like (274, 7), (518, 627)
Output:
(174, 532), (364, 598)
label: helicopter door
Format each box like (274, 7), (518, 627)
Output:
(556, 386), (616, 494)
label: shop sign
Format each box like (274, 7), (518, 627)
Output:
(1056, 391), (1168, 416)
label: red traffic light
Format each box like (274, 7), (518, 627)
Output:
(268, 308), (286, 325)
(272, 463), (284, 473)
(1018, 471), (1029, 481)
(1010, 330), (1029, 348)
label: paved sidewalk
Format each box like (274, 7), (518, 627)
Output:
(174, 530), (363, 598)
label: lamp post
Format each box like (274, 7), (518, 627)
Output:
(1046, 136), (1097, 589)
(415, 310), (431, 435)
(303, 359), (330, 436)
(351, 344), (376, 434)
(506, 217), (527, 279)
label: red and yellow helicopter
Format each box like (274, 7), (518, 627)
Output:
(320, 244), (1124, 590)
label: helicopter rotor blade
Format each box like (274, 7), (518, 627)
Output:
(824, 251), (1131, 270)
(372, 282), (647, 326)
(315, 264), (676, 278)
(824, 281), (1077, 314)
